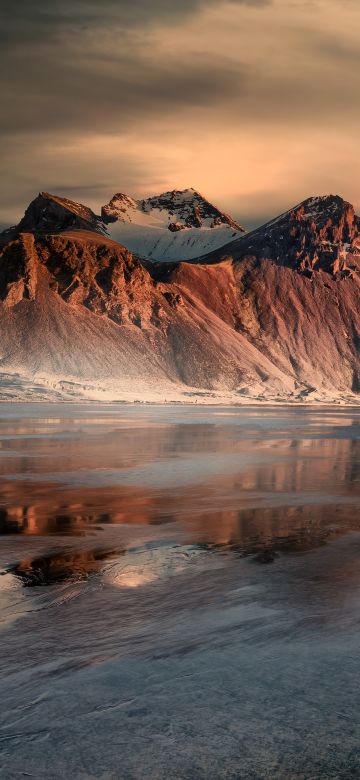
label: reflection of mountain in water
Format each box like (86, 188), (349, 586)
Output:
(1, 432), (360, 560)
(8, 548), (122, 587)
(5, 497), (360, 595)
(0, 483), (167, 535)
(0, 417), (359, 483)
(196, 503), (359, 561)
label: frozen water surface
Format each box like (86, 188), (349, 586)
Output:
(0, 404), (360, 778)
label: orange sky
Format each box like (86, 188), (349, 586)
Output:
(2, 0), (360, 229)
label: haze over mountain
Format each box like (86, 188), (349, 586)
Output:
(1, 188), (360, 404)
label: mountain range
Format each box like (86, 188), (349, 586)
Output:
(0, 187), (360, 404)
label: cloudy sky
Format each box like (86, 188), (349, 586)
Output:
(2, 0), (360, 229)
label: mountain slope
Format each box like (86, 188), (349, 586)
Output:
(0, 192), (360, 403)
(158, 254), (360, 397)
(101, 188), (245, 262)
(0, 229), (295, 401)
(201, 194), (360, 277)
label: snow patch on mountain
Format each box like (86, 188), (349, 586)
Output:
(102, 188), (244, 261)
(105, 222), (241, 262)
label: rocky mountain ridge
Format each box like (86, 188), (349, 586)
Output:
(206, 194), (360, 278)
(2, 189), (244, 263)
(101, 187), (245, 261)
(1, 192), (107, 243)
(102, 188), (243, 232)
(0, 189), (360, 403)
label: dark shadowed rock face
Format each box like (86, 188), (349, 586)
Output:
(1, 193), (107, 241)
(203, 195), (360, 279)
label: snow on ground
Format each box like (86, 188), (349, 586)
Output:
(0, 370), (359, 406)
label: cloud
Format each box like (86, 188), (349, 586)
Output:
(0, 0), (269, 45)
(0, 49), (248, 136)
(1, 0), (360, 227)
(0, 0), (263, 141)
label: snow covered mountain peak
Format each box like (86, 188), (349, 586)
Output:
(102, 193), (138, 223)
(102, 187), (243, 231)
(101, 187), (244, 261)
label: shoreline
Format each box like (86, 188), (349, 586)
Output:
(0, 397), (359, 407)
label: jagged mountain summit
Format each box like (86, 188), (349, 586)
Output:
(2, 189), (244, 263)
(0, 189), (360, 403)
(1, 192), (107, 243)
(101, 188), (245, 261)
(204, 194), (360, 278)
(102, 188), (242, 230)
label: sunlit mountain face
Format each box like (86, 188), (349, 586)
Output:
(1, 191), (360, 404)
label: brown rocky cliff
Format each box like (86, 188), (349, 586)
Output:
(0, 233), (38, 306)
(1, 218), (360, 400)
(0, 229), (294, 396)
(153, 249), (360, 396)
(201, 195), (360, 278)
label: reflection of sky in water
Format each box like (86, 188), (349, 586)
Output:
(105, 544), (207, 589)
(0, 404), (359, 544)
(0, 451), (288, 488)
